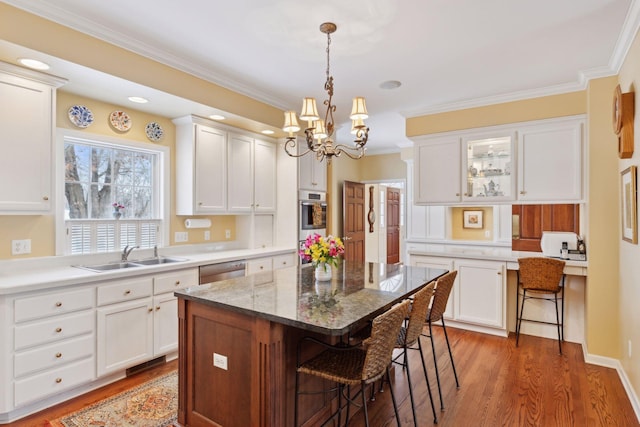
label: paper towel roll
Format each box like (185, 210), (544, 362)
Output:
(184, 218), (212, 229)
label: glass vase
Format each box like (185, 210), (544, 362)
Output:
(314, 263), (332, 282)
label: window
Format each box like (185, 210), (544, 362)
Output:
(61, 134), (167, 254)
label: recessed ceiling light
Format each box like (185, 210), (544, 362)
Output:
(379, 80), (402, 90)
(261, 130), (275, 135)
(18, 58), (50, 70)
(128, 96), (148, 104)
(209, 114), (225, 120)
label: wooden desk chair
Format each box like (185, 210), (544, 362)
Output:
(422, 270), (459, 411)
(294, 300), (410, 427)
(393, 282), (438, 426)
(516, 257), (566, 354)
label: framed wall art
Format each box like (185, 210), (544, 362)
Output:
(463, 210), (484, 229)
(621, 165), (637, 244)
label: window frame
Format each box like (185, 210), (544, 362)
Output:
(56, 129), (170, 256)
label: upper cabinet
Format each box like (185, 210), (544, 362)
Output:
(413, 115), (585, 205)
(0, 62), (66, 214)
(517, 117), (584, 202)
(174, 115), (276, 215)
(298, 138), (327, 192)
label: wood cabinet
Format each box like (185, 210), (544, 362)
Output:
(0, 62), (65, 214)
(512, 203), (580, 251)
(412, 116), (585, 205)
(409, 255), (506, 335)
(298, 140), (327, 192)
(517, 117), (584, 201)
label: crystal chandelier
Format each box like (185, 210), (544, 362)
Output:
(282, 22), (369, 163)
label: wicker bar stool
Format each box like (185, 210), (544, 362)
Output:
(422, 270), (459, 411)
(516, 257), (566, 354)
(294, 300), (410, 427)
(393, 282), (438, 426)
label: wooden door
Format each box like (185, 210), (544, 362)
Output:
(386, 187), (401, 264)
(343, 181), (365, 262)
(512, 204), (579, 251)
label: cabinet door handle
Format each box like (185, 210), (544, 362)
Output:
(148, 308), (153, 313)
(43, 196), (49, 201)
(456, 193), (460, 197)
(259, 266), (264, 270)
(124, 290), (131, 295)
(55, 327), (62, 333)
(519, 191), (526, 195)
(56, 353), (62, 358)
(55, 378), (62, 384)
(198, 202), (203, 205)
(55, 302), (62, 307)
(175, 280), (181, 286)
(463, 193), (468, 197)
(497, 271), (502, 275)
(156, 306), (161, 311)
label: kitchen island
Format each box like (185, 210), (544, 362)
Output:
(175, 261), (447, 427)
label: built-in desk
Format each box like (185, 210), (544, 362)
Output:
(175, 262), (447, 427)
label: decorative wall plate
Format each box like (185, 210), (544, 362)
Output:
(109, 110), (132, 132)
(145, 122), (164, 142)
(68, 105), (94, 128)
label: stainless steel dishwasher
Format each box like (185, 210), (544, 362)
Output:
(199, 260), (247, 284)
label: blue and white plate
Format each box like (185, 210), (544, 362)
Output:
(145, 122), (164, 142)
(68, 105), (94, 128)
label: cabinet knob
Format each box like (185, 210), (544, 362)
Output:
(55, 327), (62, 333)
(56, 353), (62, 358)
(148, 308), (153, 313)
(156, 306), (161, 311)
(175, 280), (181, 286)
(198, 202), (203, 205)
(256, 204), (259, 207)
(55, 378), (62, 384)
(463, 193), (468, 197)
(55, 302), (62, 307)
(497, 271), (502, 275)
(259, 266), (264, 270)
(520, 191), (526, 195)
(43, 196), (49, 201)
(456, 193), (460, 197)
(124, 290), (131, 295)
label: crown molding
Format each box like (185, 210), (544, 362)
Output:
(609, 0), (640, 73)
(2, 1), (290, 110)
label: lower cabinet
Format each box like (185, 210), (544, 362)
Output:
(410, 255), (506, 335)
(153, 293), (179, 355)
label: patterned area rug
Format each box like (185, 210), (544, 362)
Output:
(47, 370), (177, 427)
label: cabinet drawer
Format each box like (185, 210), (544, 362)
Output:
(272, 253), (297, 270)
(154, 268), (198, 295)
(15, 310), (94, 351)
(97, 277), (153, 306)
(14, 334), (93, 378)
(14, 357), (94, 407)
(247, 258), (273, 275)
(14, 287), (93, 323)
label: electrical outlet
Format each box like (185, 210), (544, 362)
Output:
(175, 232), (188, 243)
(213, 353), (228, 370)
(11, 239), (31, 255)
(225, 229), (231, 239)
(204, 231), (211, 241)
(484, 230), (491, 238)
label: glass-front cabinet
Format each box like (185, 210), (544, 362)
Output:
(463, 134), (515, 202)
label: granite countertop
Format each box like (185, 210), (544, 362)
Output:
(176, 262), (448, 336)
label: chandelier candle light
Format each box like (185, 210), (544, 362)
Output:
(283, 22), (369, 163)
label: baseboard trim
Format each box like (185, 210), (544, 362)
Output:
(582, 342), (640, 423)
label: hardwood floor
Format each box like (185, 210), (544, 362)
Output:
(7, 327), (637, 427)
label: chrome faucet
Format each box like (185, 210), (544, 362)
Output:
(121, 245), (139, 262)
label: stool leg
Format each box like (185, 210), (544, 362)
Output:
(386, 367), (402, 427)
(403, 347), (418, 427)
(441, 318), (459, 388)
(360, 383), (370, 427)
(418, 337), (438, 424)
(428, 321), (445, 411)
(516, 289), (527, 347)
(554, 293), (562, 355)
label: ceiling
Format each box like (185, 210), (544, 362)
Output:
(1, 0), (637, 154)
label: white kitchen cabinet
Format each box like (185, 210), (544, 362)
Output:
(96, 297), (154, 376)
(228, 135), (277, 213)
(174, 116), (228, 214)
(409, 254), (506, 335)
(414, 137), (461, 204)
(298, 139), (327, 192)
(454, 259), (505, 329)
(247, 257), (273, 275)
(462, 133), (515, 202)
(517, 117), (584, 202)
(0, 62), (65, 214)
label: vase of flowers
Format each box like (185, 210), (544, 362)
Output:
(112, 202), (124, 219)
(299, 233), (345, 282)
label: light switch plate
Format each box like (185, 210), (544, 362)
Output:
(175, 232), (188, 243)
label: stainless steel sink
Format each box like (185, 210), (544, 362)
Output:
(130, 256), (187, 266)
(74, 262), (141, 272)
